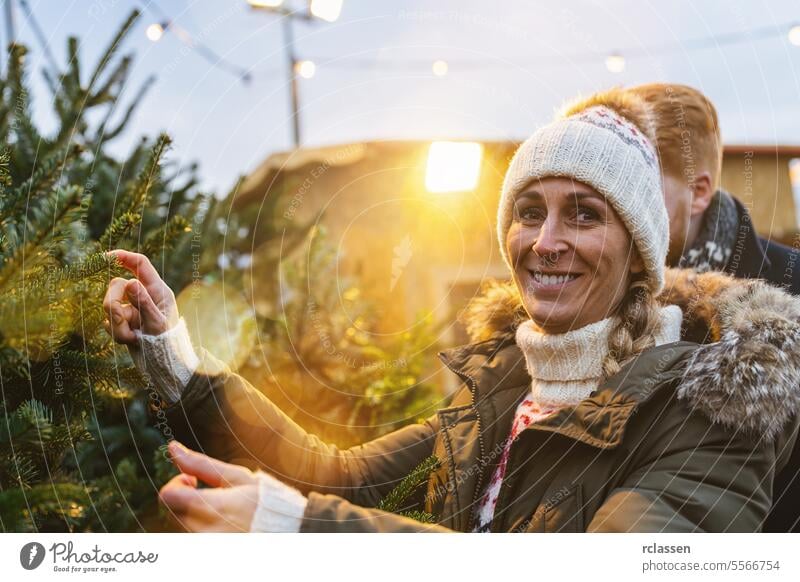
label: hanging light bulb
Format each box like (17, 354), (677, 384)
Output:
(789, 25), (800, 47)
(310, 0), (343, 22)
(605, 53), (626, 73)
(146, 23), (165, 42)
(295, 60), (316, 79)
(247, 0), (285, 7)
(432, 60), (449, 76)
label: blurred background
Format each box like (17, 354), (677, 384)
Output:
(10, 0), (800, 336)
(1, 0), (800, 531)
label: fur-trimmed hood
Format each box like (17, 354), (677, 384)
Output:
(459, 268), (800, 442)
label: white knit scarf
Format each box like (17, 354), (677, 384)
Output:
(514, 305), (683, 408)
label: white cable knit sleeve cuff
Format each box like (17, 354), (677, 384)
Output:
(249, 471), (308, 533)
(127, 318), (200, 404)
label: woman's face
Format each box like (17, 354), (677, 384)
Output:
(506, 177), (644, 334)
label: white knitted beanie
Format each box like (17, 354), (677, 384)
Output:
(497, 105), (668, 294)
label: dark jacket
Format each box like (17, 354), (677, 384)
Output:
(163, 270), (800, 532)
(725, 196), (800, 531)
(727, 195), (800, 295)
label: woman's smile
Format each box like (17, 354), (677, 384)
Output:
(525, 269), (582, 293)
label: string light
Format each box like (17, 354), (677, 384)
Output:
(432, 60), (449, 76)
(310, 0), (343, 23)
(142, 3), (253, 83)
(145, 23), (165, 42)
(247, 0), (285, 7)
(605, 53), (626, 73)
(789, 24), (800, 46)
(295, 60), (316, 79)
(134, 6), (800, 85)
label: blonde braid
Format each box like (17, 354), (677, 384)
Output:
(602, 276), (662, 378)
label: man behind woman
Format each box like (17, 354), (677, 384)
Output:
(629, 83), (800, 532)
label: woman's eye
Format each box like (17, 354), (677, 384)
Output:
(517, 207), (545, 222)
(575, 207), (599, 223)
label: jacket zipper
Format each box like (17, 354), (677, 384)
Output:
(439, 355), (487, 532)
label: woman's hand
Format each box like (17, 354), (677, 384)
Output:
(103, 250), (179, 343)
(159, 441), (260, 533)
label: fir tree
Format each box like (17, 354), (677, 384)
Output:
(0, 10), (444, 532)
(0, 10), (203, 532)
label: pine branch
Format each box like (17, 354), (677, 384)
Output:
(5, 44), (46, 163)
(86, 9), (140, 93)
(19, 252), (124, 296)
(96, 74), (156, 144)
(0, 144), (82, 222)
(66, 36), (81, 96)
(119, 133), (171, 217)
(139, 214), (191, 257)
(0, 185), (84, 289)
(0, 482), (92, 532)
(97, 211), (141, 250)
(377, 455), (439, 515)
(87, 54), (131, 108)
(0, 399), (52, 445)
(52, 350), (146, 392)
(398, 510), (437, 524)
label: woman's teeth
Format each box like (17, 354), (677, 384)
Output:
(533, 272), (577, 286)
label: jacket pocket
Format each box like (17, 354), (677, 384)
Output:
(524, 484), (584, 533)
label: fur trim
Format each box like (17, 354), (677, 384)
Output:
(459, 279), (527, 343)
(673, 272), (800, 442)
(459, 268), (800, 441)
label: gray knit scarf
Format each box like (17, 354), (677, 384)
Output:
(677, 190), (739, 273)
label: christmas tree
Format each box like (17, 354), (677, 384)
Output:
(0, 9), (444, 532)
(0, 10), (205, 532)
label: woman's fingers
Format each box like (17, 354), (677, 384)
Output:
(102, 277), (137, 344)
(159, 474), (253, 532)
(107, 249), (165, 291)
(107, 249), (179, 327)
(168, 441), (255, 488)
(159, 474), (214, 532)
(159, 473), (204, 514)
(125, 279), (169, 335)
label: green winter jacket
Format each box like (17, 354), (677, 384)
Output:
(162, 269), (800, 532)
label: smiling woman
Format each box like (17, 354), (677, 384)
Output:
(506, 179), (644, 334)
(104, 88), (800, 534)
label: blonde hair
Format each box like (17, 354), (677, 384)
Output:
(602, 276), (662, 377)
(627, 83), (722, 190)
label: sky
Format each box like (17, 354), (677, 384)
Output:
(8, 0), (800, 195)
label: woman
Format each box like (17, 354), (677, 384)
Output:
(104, 89), (800, 533)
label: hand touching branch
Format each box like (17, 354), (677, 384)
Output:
(160, 441), (308, 533)
(103, 250), (198, 402)
(103, 249), (179, 343)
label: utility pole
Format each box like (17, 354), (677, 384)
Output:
(247, 1), (342, 149)
(281, 15), (301, 148)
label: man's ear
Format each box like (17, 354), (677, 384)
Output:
(689, 171), (715, 218)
